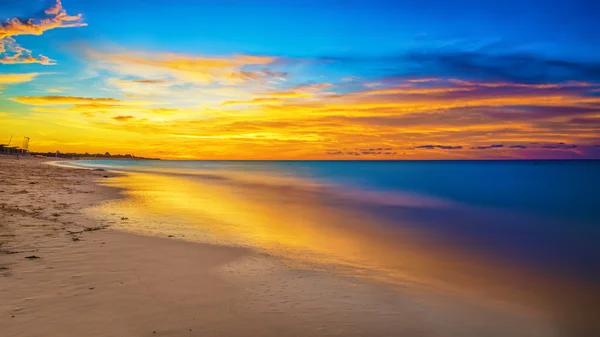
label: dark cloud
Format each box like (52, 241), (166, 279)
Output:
(415, 144), (463, 150)
(503, 143), (581, 150)
(325, 148), (397, 156)
(541, 143), (577, 149)
(322, 48), (600, 84)
(129, 79), (168, 84)
(472, 144), (504, 150)
(112, 115), (134, 122)
(569, 117), (600, 126)
(238, 69), (288, 81)
(486, 105), (600, 120)
(405, 51), (600, 83)
(357, 147), (393, 151)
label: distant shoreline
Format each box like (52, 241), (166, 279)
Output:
(26, 154), (160, 161)
(52, 158), (600, 162)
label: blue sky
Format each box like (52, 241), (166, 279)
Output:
(4, 0), (597, 60)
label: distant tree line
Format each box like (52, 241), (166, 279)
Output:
(29, 151), (159, 160)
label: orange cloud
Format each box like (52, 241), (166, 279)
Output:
(0, 53), (54, 65)
(0, 0), (86, 40)
(0, 0), (86, 65)
(0, 72), (50, 93)
(0, 43), (54, 65)
(31, 103), (131, 115)
(18, 96), (188, 121)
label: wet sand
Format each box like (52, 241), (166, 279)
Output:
(0, 157), (575, 336)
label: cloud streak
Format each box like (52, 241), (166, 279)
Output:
(84, 47), (282, 86)
(113, 115), (135, 122)
(471, 144), (504, 150)
(0, 73), (45, 84)
(415, 145), (463, 150)
(12, 96), (123, 106)
(321, 47), (600, 84)
(404, 51), (600, 84)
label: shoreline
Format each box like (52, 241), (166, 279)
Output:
(0, 157), (582, 336)
(0, 157), (254, 336)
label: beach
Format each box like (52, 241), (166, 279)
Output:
(1, 157), (597, 337)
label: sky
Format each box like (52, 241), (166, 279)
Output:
(1, 0), (600, 159)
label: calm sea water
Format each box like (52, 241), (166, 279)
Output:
(66, 159), (600, 282)
(58, 159), (600, 334)
(68, 160), (600, 220)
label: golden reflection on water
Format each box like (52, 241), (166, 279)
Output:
(92, 171), (461, 285)
(86, 170), (600, 335)
(90, 171), (552, 299)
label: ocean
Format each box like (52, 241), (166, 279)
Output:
(62, 159), (600, 332)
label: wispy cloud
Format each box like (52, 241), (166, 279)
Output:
(12, 96), (123, 106)
(221, 98), (284, 106)
(0, 72), (50, 93)
(47, 87), (70, 93)
(83, 47), (282, 85)
(0, 73), (45, 84)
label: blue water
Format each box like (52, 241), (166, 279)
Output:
(67, 159), (600, 281)
(71, 160), (600, 223)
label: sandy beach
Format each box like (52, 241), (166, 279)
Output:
(0, 157), (588, 337)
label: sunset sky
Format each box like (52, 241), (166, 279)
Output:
(1, 0), (600, 159)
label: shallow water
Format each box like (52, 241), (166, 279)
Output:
(62, 159), (600, 335)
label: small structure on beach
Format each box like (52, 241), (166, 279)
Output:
(0, 136), (31, 156)
(22, 137), (30, 152)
